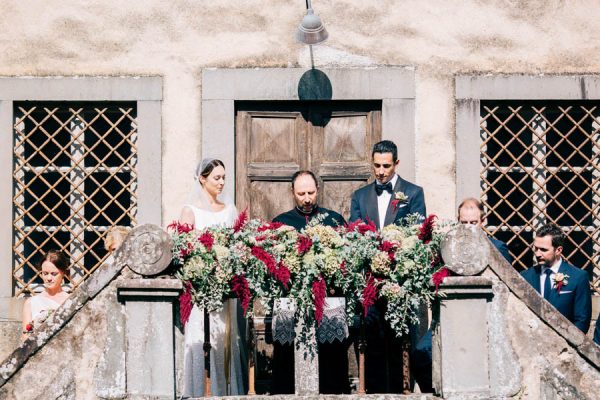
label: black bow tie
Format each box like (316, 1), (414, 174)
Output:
(375, 182), (393, 196)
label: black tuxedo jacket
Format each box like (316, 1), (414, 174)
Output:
(349, 175), (426, 228)
(521, 260), (591, 333)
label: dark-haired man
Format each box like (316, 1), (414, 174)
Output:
(271, 170), (348, 394)
(350, 140), (425, 228)
(349, 140), (426, 393)
(521, 223), (591, 332)
(273, 170), (345, 230)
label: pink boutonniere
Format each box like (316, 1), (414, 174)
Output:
(554, 273), (569, 294)
(390, 191), (408, 211)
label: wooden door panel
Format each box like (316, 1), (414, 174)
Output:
(313, 110), (381, 183)
(250, 116), (299, 163)
(236, 111), (307, 217)
(323, 114), (368, 162)
(249, 181), (294, 221)
(321, 180), (367, 221)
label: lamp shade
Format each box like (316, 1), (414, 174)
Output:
(294, 8), (328, 45)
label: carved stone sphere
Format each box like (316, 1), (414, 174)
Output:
(441, 224), (490, 276)
(120, 224), (173, 276)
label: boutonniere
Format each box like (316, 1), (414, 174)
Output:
(554, 273), (569, 294)
(390, 191), (408, 211)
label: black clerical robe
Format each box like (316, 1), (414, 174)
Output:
(272, 206), (345, 231)
(270, 205), (348, 394)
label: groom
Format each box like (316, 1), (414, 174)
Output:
(349, 140), (426, 393)
(350, 140), (426, 227)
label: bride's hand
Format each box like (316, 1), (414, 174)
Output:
(180, 206), (196, 226)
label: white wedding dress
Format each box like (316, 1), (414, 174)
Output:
(30, 295), (61, 320)
(182, 203), (247, 397)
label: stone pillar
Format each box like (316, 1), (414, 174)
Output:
(432, 276), (493, 397)
(117, 279), (182, 399)
(114, 224), (178, 399)
(294, 318), (319, 395)
(433, 224), (494, 397)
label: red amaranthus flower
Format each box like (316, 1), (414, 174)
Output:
(251, 246), (277, 273)
(418, 214), (437, 244)
(362, 274), (379, 317)
(339, 260), (347, 276)
(347, 218), (377, 235)
(379, 240), (396, 261)
(257, 221), (284, 232)
(297, 235), (313, 255)
(167, 221), (194, 234)
(431, 267), (450, 295)
(276, 261), (291, 289)
(233, 208), (249, 233)
(312, 276), (327, 326)
(179, 281), (194, 327)
(230, 275), (251, 315)
(180, 241), (194, 258)
(198, 231), (214, 251)
(251, 246), (289, 287)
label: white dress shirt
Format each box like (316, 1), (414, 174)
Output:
(376, 174), (398, 230)
(540, 257), (562, 297)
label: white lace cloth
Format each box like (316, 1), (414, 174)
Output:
(182, 203), (246, 397)
(272, 297), (349, 345)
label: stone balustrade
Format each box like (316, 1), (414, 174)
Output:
(1, 223), (600, 399)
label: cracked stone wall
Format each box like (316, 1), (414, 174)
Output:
(505, 290), (600, 400)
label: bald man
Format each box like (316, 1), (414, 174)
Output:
(458, 198), (513, 264)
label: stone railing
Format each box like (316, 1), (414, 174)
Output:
(0, 224), (178, 399)
(434, 224), (600, 399)
(1, 223), (600, 399)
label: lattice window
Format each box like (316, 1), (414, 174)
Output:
(12, 102), (138, 296)
(480, 101), (600, 291)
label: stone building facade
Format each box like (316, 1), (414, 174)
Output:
(2, 1), (600, 396)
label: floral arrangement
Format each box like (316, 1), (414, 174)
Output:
(168, 212), (451, 340)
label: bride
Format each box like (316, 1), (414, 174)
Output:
(180, 158), (246, 397)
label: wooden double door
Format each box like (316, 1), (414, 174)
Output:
(235, 101), (382, 221)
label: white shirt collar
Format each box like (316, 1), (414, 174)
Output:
(376, 174), (398, 191)
(543, 257), (562, 274)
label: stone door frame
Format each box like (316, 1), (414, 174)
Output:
(201, 67), (416, 202)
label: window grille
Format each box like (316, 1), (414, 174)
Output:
(12, 102), (138, 296)
(480, 101), (600, 292)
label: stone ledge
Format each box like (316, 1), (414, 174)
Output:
(438, 276), (493, 287)
(0, 259), (124, 387)
(116, 278), (183, 290)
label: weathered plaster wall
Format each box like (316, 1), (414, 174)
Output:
(2, 0), (600, 221)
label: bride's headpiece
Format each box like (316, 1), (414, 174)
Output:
(187, 157), (231, 211)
